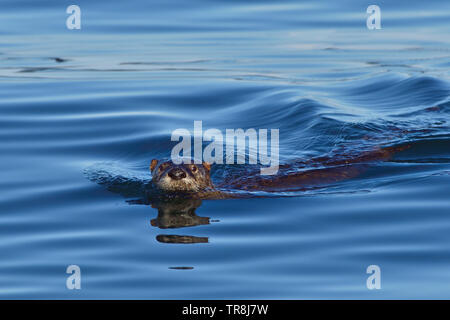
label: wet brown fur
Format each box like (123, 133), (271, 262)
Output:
(150, 144), (410, 199)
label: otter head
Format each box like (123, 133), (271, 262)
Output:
(150, 159), (213, 193)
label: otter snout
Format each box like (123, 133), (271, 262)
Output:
(150, 159), (213, 193)
(168, 167), (187, 180)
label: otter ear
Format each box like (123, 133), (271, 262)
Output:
(150, 159), (158, 172)
(203, 161), (211, 171)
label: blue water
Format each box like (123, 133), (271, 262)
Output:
(0, 0), (449, 299)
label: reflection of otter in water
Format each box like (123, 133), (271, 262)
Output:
(150, 144), (410, 198)
(150, 199), (209, 228)
(149, 199), (210, 244)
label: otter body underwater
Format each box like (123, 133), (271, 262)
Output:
(149, 144), (410, 199)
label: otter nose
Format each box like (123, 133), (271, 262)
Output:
(168, 168), (187, 180)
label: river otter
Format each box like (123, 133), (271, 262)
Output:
(150, 159), (214, 192)
(150, 144), (410, 198)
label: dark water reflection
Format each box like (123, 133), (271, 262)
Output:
(148, 199), (210, 244)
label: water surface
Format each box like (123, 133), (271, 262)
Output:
(0, 0), (449, 298)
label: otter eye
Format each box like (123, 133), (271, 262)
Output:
(191, 165), (197, 172)
(159, 162), (169, 171)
